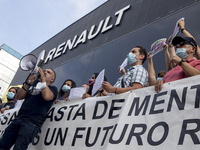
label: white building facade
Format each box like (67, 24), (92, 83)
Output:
(0, 44), (23, 100)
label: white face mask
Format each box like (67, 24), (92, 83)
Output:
(62, 85), (71, 92)
(176, 48), (188, 59)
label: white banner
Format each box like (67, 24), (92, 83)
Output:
(1, 75), (200, 150)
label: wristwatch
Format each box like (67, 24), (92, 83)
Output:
(100, 89), (104, 94)
(179, 58), (187, 66)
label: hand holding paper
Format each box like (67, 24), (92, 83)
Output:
(149, 38), (167, 57)
(119, 58), (128, 71)
(92, 69), (105, 96)
(171, 17), (185, 41)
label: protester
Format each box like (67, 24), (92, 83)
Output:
(11, 87), (24, 109)
(0, 67), (58, 150)
(82, 73), (108, 98)
(87, 73), (99, 95)
(155, 36), (200, 93)
(55, 79), (76, 102)
(178, 19), (200, 59)
(102, 46), (148, 94)
(0, 87), (18, 114)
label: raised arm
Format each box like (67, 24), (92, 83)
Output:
(147, 52), (156, 86)
(163, 43), (172, 71)
(167, 35), (176, 70)
(15, 73), (37, 100)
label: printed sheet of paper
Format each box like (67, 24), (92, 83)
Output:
(120, 58), (128, 71)
(149, 38), (167, 57)
(171, 17), (185, 44)
(92, 69), (105, 96)
(69, 87), (86, 100)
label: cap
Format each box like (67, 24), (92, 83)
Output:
(172, 36), (197, 48)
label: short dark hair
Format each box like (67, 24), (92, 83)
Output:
(9, 87), (19, 94)
(135, 46), (147, 64)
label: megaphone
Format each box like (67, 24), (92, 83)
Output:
(20, 54), (37, 71)
(19, 50), (45, 73)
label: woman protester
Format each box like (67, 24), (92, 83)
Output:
(55, 79), (76, 103)
(82, 73), (108, 99)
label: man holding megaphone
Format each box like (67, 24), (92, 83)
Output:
(0, 67), (58, 150)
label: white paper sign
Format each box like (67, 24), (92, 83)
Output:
(92, 69), (105, 96)
(119, 58), (128, 71)
(171, 17), (185, 42)
(68, 87), (86, 100)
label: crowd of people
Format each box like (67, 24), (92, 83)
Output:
(0, 19), (200, 149)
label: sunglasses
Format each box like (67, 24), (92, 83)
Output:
(176, 41), (191, 47)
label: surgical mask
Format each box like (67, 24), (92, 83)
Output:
(7, 92), (15, 100)
(157, 77), (163, 81)
(62, 85), (71, 92)
(128, 53), (138, 65)
(176, 48), (188, 59)
(89, 79), (95, 84)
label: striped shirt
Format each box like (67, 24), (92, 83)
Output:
(113, 65), (148, 88)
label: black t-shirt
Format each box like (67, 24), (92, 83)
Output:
(17, 85), (58, 127)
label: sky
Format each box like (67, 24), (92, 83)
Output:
(0, 0), (107, 56)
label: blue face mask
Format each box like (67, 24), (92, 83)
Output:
(176, 48), (188, 59)
(62, 85), (71, 92)
(7, 92), (15, 100)
(157, 77), (163, 81)
(128, 53), (138, 65)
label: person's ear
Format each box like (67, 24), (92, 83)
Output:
(50, 78), (54, 83)
(139, 54), (145, 60)
(192, 46), (196, 53)
(189, 46), (196, 54)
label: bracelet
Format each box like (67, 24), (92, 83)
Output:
(23, 81), (32, 87)
(100, 89), (104, 94)
(115, 88), (117, 94)
(22, 82), (31, 91)
(181, 28), (185, 33)
(22, 86), (28, 92)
